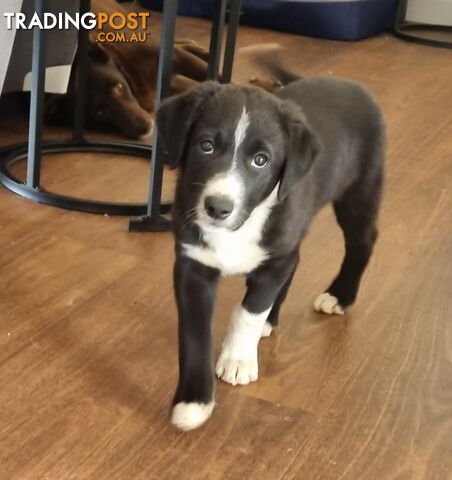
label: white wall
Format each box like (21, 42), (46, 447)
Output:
(406, 0), (452, 26)
(0, 0), (23, 94)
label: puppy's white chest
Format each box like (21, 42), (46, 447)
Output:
(183, 230), (267, 275)
(182, 186), (278, 275)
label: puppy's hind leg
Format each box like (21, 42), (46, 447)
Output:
(314, 175), (382, 315)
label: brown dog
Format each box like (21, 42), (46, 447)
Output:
(45, 0), (210, 139)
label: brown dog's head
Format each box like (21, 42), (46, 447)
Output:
(46, 41), (153, 140)
(84, 41), (154, 139)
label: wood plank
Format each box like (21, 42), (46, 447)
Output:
(282, 193), (452, 479)
(0, 232), (141, 364)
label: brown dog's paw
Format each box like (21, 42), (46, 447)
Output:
(175, 38), (210, 63)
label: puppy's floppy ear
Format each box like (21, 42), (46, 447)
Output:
(278, 100), (321, 201)
(156, 81), (221, 169)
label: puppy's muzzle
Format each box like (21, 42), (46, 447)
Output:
(204, 195), (234, 220)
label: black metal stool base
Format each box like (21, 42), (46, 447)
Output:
(0, 140), (172, 218)
(128, 214), (171, 232)
(394, 24), (452, 49)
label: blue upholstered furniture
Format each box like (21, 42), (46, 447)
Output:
(142, 0), (398, 41)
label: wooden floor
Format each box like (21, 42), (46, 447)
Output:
(1, 15), (452, 480)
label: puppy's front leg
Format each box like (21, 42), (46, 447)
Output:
(216, 253), (298, 386)
(171, 255), (220, 431)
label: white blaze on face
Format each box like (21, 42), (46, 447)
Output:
(203, 172), (242, 199)
(197, 106), (250, 228)
(232, 107), (250, 167)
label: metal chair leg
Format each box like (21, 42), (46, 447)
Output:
(26, 0), (47, 189)
(73, 0), (91, 142)
(221, 0), (242, 83)
(128, 0), (178, 232)
(207, 0), (227, 80)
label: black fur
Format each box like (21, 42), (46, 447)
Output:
(172, 256), (219, 406)
(157, 73), (385, 420)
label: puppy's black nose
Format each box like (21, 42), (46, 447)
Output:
(204, 195), (234, 220)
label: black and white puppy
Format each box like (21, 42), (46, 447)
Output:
(156, 72), (385, 431)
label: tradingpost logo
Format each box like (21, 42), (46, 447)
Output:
(3, 10), (152, 43)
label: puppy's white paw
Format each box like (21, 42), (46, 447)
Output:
(215, 355), (258, 385)
(171, 402), (214, 431)
(261, 321), (273, 337)
(313, 292), (345, 315)
(216, 305), (271, 386)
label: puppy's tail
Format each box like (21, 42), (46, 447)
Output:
(240, 44), (301, 86)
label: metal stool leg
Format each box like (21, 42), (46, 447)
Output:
(207, 0), (227, 80)
(26, 0), (47, 189)
(128, 0), (178, 232)
(73, 0), (91, 142)
(221, 0), (242, 84)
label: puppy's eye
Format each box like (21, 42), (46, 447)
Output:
(251, 153), (269, 168)
(200, 139), (214, 154)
